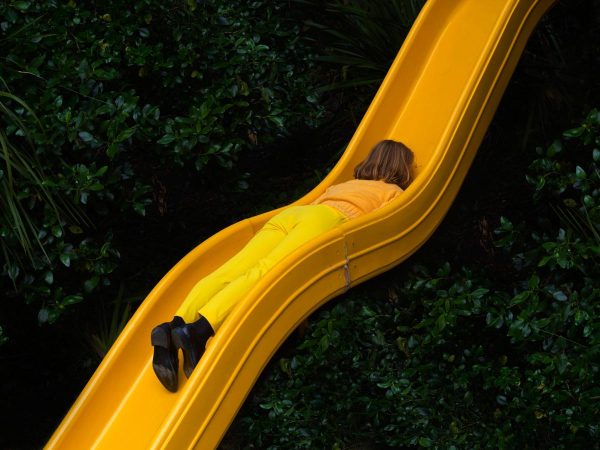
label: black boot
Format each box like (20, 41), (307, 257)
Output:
(170, 315), (214, 379)
(151, 315), (186, 392)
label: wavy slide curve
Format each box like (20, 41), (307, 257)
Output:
(46, 0), (558, 448)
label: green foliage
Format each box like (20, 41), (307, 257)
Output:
(78, 281), (136, 363)
(230, 263), (598, 448)
(225, 109), (600, 447)
(301, 0), (426, 91)
(502, 107), (600, 273)
(0, 91), (86, 278)
(29, 228), (120, 326)
(0, 0), (325, 335)
(497, 0), (600, 151)
(293, 0), (426, 131)
(1, 0), (324, 169)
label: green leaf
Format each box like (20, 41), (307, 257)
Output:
(361, 305), (376, 317)
(261, 86), (270, 104)
(12, 1), (31, 10)
(268, 116), (284, 127)
(546, 139), (561, 157)
(586, 108), (598, 124)
(84, 276), (100, 294)
(512, 291), (530, 304)
(583, 195), (595, 208)
(227, 83), (238, 97)
(563, 127), (584, 137)
(442, 261), (451, 275)
(5, 9), (18, 22)
(60, 253), (71, 267)
(419, 436), (433, 447)
(528, 274), (539, 289)
(200, 102), (210, 118)
(44, 270), (53, 284)
(79, 131), (94, 142)
(133, 202), (146, 216)
(318, 334), (329, 351)
(77, 59), (89, 79)
(306, 93), (318, 103)
(575, 166), (586, 179)
(104, 143), (117, 158)
(115, 127), (136, 142)
(471, 288), (489, 298)
(7, 264), (19, 281)
(552, 291), (568, 301)
(38, 308), (49, 324)
(500, 216), (513, 231)
(48, 309), (60, 324)
(51, 225), (63, 238)
(436, 314), (446, 330)
(95, 166), (108, 177)
(173, 28), (183, 41)
(157, 134), (175, 145)
(96, 104), (115, 115)
(373, 329), (386, 346)
(61, 295), (83, 306)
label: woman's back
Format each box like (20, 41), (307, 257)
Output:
(310, 178), (403, 220)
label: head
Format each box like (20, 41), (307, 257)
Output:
(353, 139), (415, 189)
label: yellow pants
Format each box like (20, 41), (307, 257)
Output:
(174, 204), (349, 332)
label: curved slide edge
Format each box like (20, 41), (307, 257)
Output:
(44, 1), (558, 449)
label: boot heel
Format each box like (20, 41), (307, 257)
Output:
(151, 324), (169, 348)
(170, 327), (185, 350)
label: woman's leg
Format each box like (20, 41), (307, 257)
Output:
(174, 207), (302, 323)
(199, 205), (349, 332)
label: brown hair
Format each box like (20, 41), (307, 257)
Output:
(353, 139), (415, 189)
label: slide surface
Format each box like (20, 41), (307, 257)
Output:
(45, 0), (558, 448)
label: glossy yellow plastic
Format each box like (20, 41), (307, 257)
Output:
(45, 1), (559, 448)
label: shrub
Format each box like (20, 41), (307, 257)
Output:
(0, 0), (325, 332)
(225, 108), (600, 448)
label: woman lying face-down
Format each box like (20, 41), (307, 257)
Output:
(151, 139), (415, 392)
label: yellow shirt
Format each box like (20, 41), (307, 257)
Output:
(310, 179), (404, 219)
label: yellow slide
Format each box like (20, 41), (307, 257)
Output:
(45, 0), (558, 448)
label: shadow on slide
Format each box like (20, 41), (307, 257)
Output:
(45, 0), (559, 448)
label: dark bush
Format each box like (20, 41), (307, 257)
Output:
(0, 0), (325, 330)
(224, 109), (600, 448)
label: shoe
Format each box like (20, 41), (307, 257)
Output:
(171, 316), (213, 379)
(151, 316), (185, 392)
